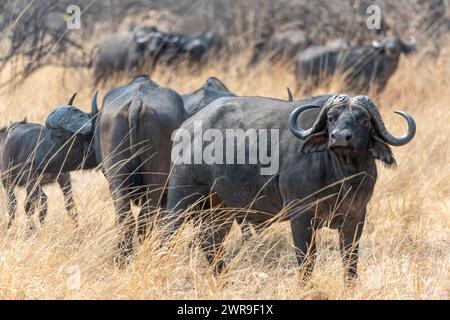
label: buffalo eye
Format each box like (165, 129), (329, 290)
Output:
(358, 117), (370, 126)
(327, 116), (336, 124)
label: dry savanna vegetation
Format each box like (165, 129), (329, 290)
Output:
(0, 44), (448, 299)
(0, 0), (449, 300)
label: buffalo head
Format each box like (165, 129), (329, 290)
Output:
(133, 26), (165, 56)
(45, 91), (98, 136)
(38, 91), (99, 171)
(372, 36), (416, 58)
(289, 94), (416, 166)
(133, 26), (158, 44)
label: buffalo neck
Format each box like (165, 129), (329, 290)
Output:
(327, 149), (377, 192)
(329, 148), (375, 175)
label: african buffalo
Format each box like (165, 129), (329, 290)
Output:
(152, 31), (225, 66)
(92, 75), (186, 261)
(295, 36), (416, 93)
(0, 93), (98, 232)
(93, 75), (234, 261)
(166, 94), (415, 281)
(92, 28), (224, 84)
(91, 26), (159, 85)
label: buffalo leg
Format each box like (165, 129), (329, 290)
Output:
(37, 189), (48, 225)
(164, 182), (210, 241)
(56, 173), (79, 227)
(290, 210), (317, 282)
(136, 192), (157, 243)
(339, 210), (366, 282)
(200, 217), (233, 275)
(136, 186), (169, 243)
(5, 185), (17, 229)
(109, 179), (135, 263)
(25, 183), (47, 233)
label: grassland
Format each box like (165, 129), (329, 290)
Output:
(0, 45), (448, 299)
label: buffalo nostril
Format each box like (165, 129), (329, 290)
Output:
(341, 130), (352, 141)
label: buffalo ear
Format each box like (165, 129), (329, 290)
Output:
(369, 134), (396, 167)
(301, 131), (328, 154)
(134, 29), (151, 44)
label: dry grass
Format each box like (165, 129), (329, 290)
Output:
(0, 45), (449, 300)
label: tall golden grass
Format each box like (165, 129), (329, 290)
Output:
(0, 45), (448, 299)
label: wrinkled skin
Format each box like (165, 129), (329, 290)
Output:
(93, 75), (186, 262)
(166, 94), (415, 281)
(0, 99), (97, 232)
(295, 36), (416, 94)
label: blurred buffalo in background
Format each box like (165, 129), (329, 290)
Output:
(295, 36), (417, 94)
(91, 26), (159, 85)
(91, 26), (225, 84)
(0, 0), (446, 87)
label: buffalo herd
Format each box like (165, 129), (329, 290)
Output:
(0, 27), (418, 283)
(91, 25), (417, 95)
(91, 26), (224, 85)
(295, 36), (416, 93)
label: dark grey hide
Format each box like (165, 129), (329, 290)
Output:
(184, 32), (226, 62)
(92, 75), (185, 262)
(0, 94), (98, 231)
(91, 26), (158, 85)
(181, 77), (235, 117)
(295, 36), (416, 93)
(166, 94), (415, 281)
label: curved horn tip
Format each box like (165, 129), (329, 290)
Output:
(289, 104), (321, 139)
(287, 87), (294, 102)
(91, 89), (99, 114)
(381, 110), (416, 146)
(394, 109), (416, 137)
(67, 93), (77, 106)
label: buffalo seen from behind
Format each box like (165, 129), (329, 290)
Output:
(295, 36), (416, 94)
(0, 94), (98, 232)
(166, 93), (415, 280)
(92, 75), (234, 262)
